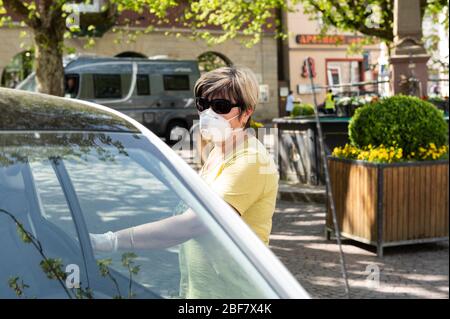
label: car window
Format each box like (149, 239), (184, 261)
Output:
(64, 74), (80, 98)
(1, 132), (278, 299)
(93, 74), (122, 99)
(136, 74), (150, 95)
(163, 75), (190, 91)
(64, 149), (182, 298)
(29, 160), (79, 242)
(0, 157), (86, 298)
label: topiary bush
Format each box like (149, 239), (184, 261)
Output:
(291, 103), (315, 117)
(348, 95), (448, 155)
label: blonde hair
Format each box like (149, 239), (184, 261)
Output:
(194, 66), (259, 118)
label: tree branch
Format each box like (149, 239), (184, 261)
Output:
(2, 0), (40, 28)
(306, 0), (393, 41)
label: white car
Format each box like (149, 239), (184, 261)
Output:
(0, 87), (309, 299)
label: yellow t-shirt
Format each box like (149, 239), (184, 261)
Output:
(178, 134), (279, 298)
(200, 134), (279, 245)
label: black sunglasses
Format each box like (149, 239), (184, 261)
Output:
(195, 97), (241, 114)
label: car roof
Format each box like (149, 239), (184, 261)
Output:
(65, 55), (198, 68)
(0, 88), (139, 132)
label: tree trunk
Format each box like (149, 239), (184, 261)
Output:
(33, 19), (65, 96)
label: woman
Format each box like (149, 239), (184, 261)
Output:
(90, 66), (279, 297)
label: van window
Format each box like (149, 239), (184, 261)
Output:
(93, 74), (122, 99)
(163, 75), (190, 91)
(64, 74), (79, 98)
(136, 74), (150, 95)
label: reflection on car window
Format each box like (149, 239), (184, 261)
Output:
(1, 132), (277, 299)
(64, 150), (182, 298)
(30, 160), (79, 242)
(0, 160), (86, 298)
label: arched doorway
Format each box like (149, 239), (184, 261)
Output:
(115, 51), (147, 58)
(197, 51), (232, 73)
(1, 50), (34, 88)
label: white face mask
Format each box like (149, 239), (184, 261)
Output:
(199, 108), (241, 143)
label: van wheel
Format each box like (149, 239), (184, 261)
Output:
(165, 120), (188, 145)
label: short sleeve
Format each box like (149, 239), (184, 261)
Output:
(210, 151), (267, 215)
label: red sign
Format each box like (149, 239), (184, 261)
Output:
(295, 34), (368, 45)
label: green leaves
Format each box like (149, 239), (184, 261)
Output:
(40, 258), (66, 281)
(292, 103), (315, 116)
(96, 258), (113, 277)
(16, 225), (32, 244)
(8, 276), (30, 298)
(122, 252), (141, 275)
(121, 252), (140, 298)
(349, 95), (449, 156)
(97, 253), (141, 299)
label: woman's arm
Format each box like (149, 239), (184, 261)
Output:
(90, 208), (207, 251)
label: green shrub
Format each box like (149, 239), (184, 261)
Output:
(291, 103), (315, 117)
(348, 95), (448, 154)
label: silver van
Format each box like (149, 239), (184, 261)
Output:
(17, 55), (200, 143)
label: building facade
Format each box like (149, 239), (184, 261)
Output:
(0, 5), (279, 121)
(279, 3), (381, 111)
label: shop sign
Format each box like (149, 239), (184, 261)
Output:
(295, 34), (367, 45)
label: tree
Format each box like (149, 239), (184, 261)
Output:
(0, 0), (287, 96)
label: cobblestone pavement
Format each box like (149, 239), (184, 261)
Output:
(269, 200), (449, 299)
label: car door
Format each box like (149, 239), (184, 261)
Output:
(2, 129), (308, 299)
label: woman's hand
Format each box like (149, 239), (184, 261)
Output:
(89, 231), (118, 252)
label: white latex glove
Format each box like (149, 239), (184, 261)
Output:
(89, 231), (118, 252)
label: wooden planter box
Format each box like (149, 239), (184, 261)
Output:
(326, 157), (449, 257)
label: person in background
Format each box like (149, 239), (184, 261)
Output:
(64, 77), (78, 98)
(324, 89), (336, 114)
(285, 90), (294, 116)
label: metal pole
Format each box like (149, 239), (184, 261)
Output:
(306, 57), (351, 298)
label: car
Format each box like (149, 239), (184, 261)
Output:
(0, 87), (309, 299)
(16, 55), (200, 144)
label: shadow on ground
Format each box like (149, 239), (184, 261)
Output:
(270, 201), (449, 299)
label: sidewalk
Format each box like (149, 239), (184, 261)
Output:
(277, 182), (326, 203)
(270, 199), (449, 299)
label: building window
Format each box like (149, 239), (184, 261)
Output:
(163, 75), (190, 91)
(327, 67), (342, 87)
(326, 59), (363, 94)
(93, 74), (122, 99)
(136, 74), (150, 95)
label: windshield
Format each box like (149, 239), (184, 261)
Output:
(0, 132), (277, 299)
